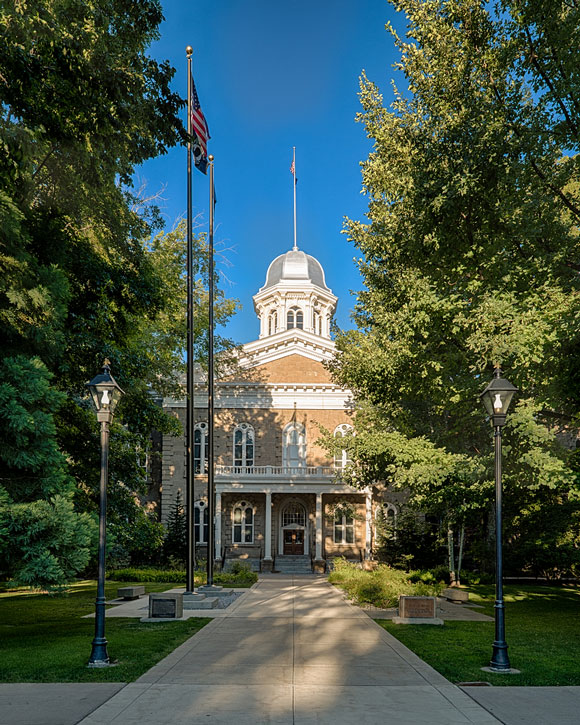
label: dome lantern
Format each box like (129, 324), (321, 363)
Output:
(253, 247), (337, 340)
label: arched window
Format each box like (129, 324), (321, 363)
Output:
(334, 424), (353, 469)
(286, 306), (303, 330)
(283, 422), (306, 468)
(375, 502), (398, 539)
(194, 422), (208, 474)
(268, 310), (278, 336)
(282, 502), (306, 527)
(233, 423), (254, 469)
(334, 510), (355, 544)
(312, 310), (322, 335)
(194, 500), (209, 544)
(232, 501), (254, 543)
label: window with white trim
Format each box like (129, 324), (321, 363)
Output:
(283, 422), (306, 468)
(286, 306), (304, 330)
(233, 423), (254, 468)
(268, 310), (278, 335)
(194, 422), (208, 474)
(334, 423), (353, 469)
(334, 511), (355, 544)
(313, 310), (322, 335)
(232, 501), (254, 544)
(194, 500), (209, 544)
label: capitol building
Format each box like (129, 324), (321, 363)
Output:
(159, 245), (398, 573)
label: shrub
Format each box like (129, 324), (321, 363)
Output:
(459, 569), (494, 585)
(108, 511), (165, 568)
(408, 566), (448, 586)
(107, 565), (258, 588)
(328, 557), (444, 608)
(374, 507), (446, 570)
(108, 567), (187, 583)
(216, 568), (257, 587)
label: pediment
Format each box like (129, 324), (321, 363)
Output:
(239, 329), (336, 370)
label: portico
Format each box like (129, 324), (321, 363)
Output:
(214, 470), (374, 572)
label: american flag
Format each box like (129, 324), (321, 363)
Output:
(290, 160), (295, 175)
(190, 72), (210, 173)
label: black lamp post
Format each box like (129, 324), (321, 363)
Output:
(480, 366), (518, 673)
(86, 359), (124, 668)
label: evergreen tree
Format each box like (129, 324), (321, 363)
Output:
(0, 357), (95, 588)
(330, 0), (580, 574)
(163, 489), (186, 564)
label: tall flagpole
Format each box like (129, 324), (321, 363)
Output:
(292, 146), (297, 251)
(185, 45), (195, 594)
(207, 155), (215, 586)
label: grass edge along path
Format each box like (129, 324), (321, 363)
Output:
(377, 583), (580, 687)
(0, 580), (210, 683)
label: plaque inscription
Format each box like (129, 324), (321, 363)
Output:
(399, 596), (436, 618)
(151, 598), (176, 618)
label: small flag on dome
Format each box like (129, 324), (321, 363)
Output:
(290, 159), (297, 183)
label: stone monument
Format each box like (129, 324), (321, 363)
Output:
(392, 595), (443, 625)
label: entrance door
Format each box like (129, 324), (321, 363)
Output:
(283, 529), (304, 555)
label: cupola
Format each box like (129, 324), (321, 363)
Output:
(253, 246), (337, 339)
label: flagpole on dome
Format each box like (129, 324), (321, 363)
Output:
(185, 45), (195, 594)
(291, 147), (298, 251)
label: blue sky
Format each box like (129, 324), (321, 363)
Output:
(140, 1), (405, 344)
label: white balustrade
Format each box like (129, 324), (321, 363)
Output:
(215, 464), (338, 478)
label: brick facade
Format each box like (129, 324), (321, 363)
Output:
(158, 246), (400, 572)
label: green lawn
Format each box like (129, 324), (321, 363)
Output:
(0, 580), (209, 683)
(379, 584), (580, 686)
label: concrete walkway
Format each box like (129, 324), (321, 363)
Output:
(3, 576), (580, 724)
(77, 575), (499, 724)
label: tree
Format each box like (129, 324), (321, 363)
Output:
(0, 357), (96, 588)
(163, 489), (186, 564)
(0, 2), (240, 584)
(329, 0), (580, 575)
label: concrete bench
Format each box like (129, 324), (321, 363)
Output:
(441, 587), (469, 604)
(117, 585), (146, 600)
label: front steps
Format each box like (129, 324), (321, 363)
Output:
(274, 555), (312, 574)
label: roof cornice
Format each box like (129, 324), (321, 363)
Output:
(240, 329), (336, 367)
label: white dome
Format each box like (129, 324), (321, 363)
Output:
(261, 249), (329, 291)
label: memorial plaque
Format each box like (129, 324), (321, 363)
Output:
(152, 599), (176, 618)
(399, 596), (436, 619)
(148, 592), (183, 619)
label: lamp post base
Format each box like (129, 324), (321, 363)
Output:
(481, 666), (521, 675)
(88, 659), (116, 668)
(489, 640), (511, 671)
(88, 638), (110, 668)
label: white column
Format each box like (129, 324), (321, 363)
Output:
(315, 492), (323, 560)
(305, 297), (313, 333)
(215, 490), (222, 559)
(365, 489), (372, 559)
(264, 491), (272, 560)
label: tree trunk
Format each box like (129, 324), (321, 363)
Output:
(447, 527), (456, 586)
(457, 523), (465, 586)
